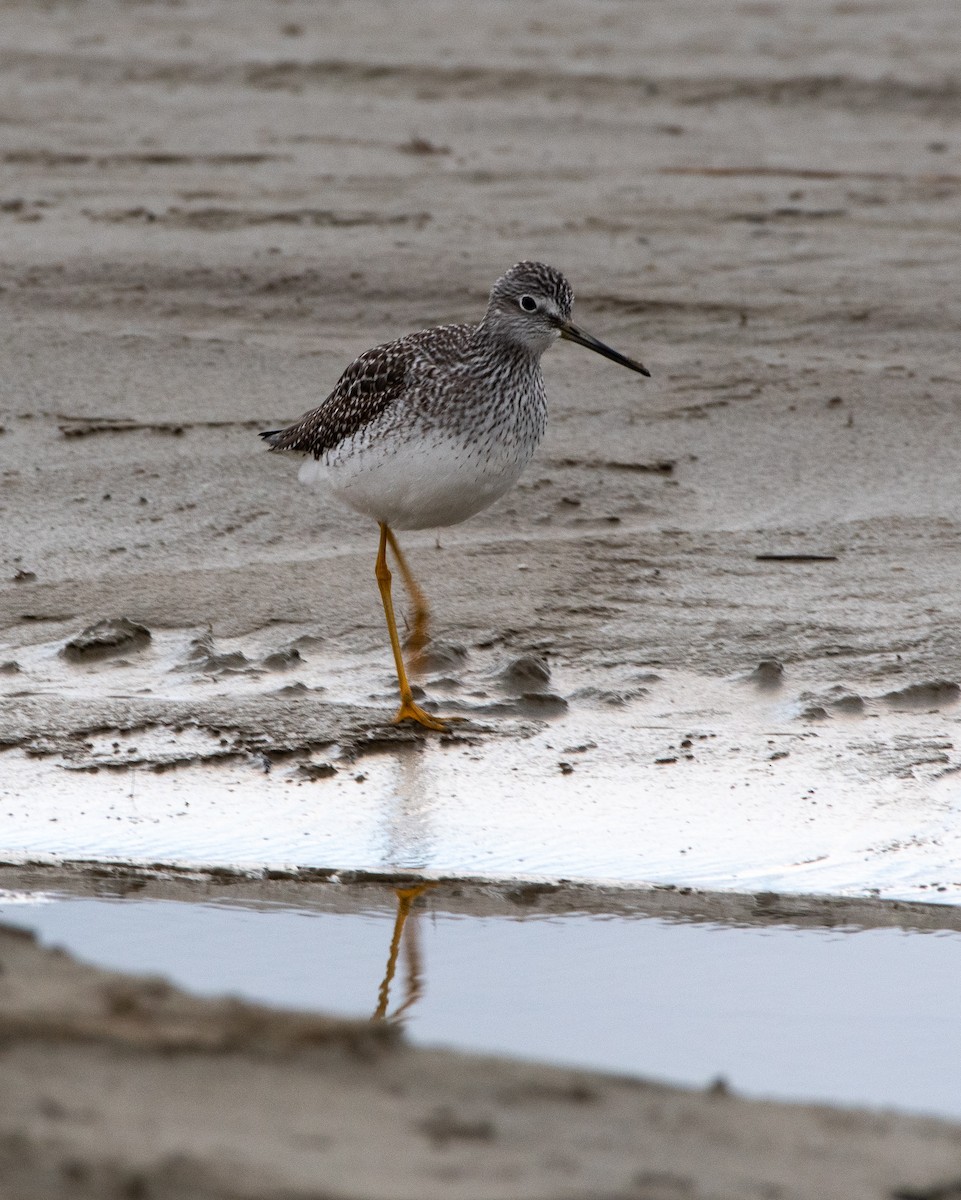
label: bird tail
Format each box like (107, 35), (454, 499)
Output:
(259, 429), (282, 448)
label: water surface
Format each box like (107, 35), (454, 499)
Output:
(3, 888), (959, 1121)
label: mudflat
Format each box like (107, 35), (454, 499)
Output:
(2, 0), (961, 894)
(2, 0), (961, 1194)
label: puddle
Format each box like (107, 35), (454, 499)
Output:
(5, 625), (961, 903)
(2, 884), (960, 1122)
(3, 697), (961, 902)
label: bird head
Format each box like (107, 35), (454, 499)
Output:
(484, 261), (649, 375)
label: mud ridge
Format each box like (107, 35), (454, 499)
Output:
(2, 149), (287, 168)
(6, 863), (961, 932)
(236, 61), (961, 117)
(85, 206), (431, 231)
(6, 48), (961, 116)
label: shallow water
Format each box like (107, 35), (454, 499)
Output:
(3, 887), (959, 1121)
(4, 671), (961, 903)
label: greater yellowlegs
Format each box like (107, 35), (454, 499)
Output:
(261, 261), (650, 731)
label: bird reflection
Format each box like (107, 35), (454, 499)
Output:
(371, 883), (434, 1024)
(381, 749), (436, 870)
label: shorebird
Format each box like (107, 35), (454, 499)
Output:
(261, 261), (650, 731)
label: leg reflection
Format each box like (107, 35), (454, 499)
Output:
(372, 883), (434, 1024)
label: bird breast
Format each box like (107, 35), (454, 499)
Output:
(321, 374), (547, 530)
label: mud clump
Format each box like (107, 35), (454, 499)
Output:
(179, 630), (252, 676)
(801, 686), (867, 716)
(261, 647), (304, 671)
(419, 1106), (496, 1147)
(499, 653), (552, 693)
(797, 704), (830, 721)
(61, 617), (151, 663)
(273, 681), (310, 696)
(294, 761), (338, 780)
(744, 659), (784, 690)
(570, 684), (649, 706)
(516, 692), (568, 716)
(882, 680), (960, 711)
(496, 653), (567, 714)
(413, 641), (468, 675)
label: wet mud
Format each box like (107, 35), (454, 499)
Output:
(3, 874), (961, 1200)
(3, 0), (961, 1192)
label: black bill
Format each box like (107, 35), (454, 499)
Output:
(558, 320), (650, 377)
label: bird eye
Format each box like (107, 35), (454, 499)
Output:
(519, 295), (538, 313)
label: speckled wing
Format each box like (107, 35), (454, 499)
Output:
(260, 338), (415, 459)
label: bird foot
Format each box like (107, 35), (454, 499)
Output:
(392, 699), (450, 733)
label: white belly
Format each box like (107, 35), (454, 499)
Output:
(299, 432), (534, 530)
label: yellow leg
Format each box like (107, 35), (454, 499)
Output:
(375, 523), (447, 731)
(371, 883), (433, 1023)
(384, 526), (430, 659)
